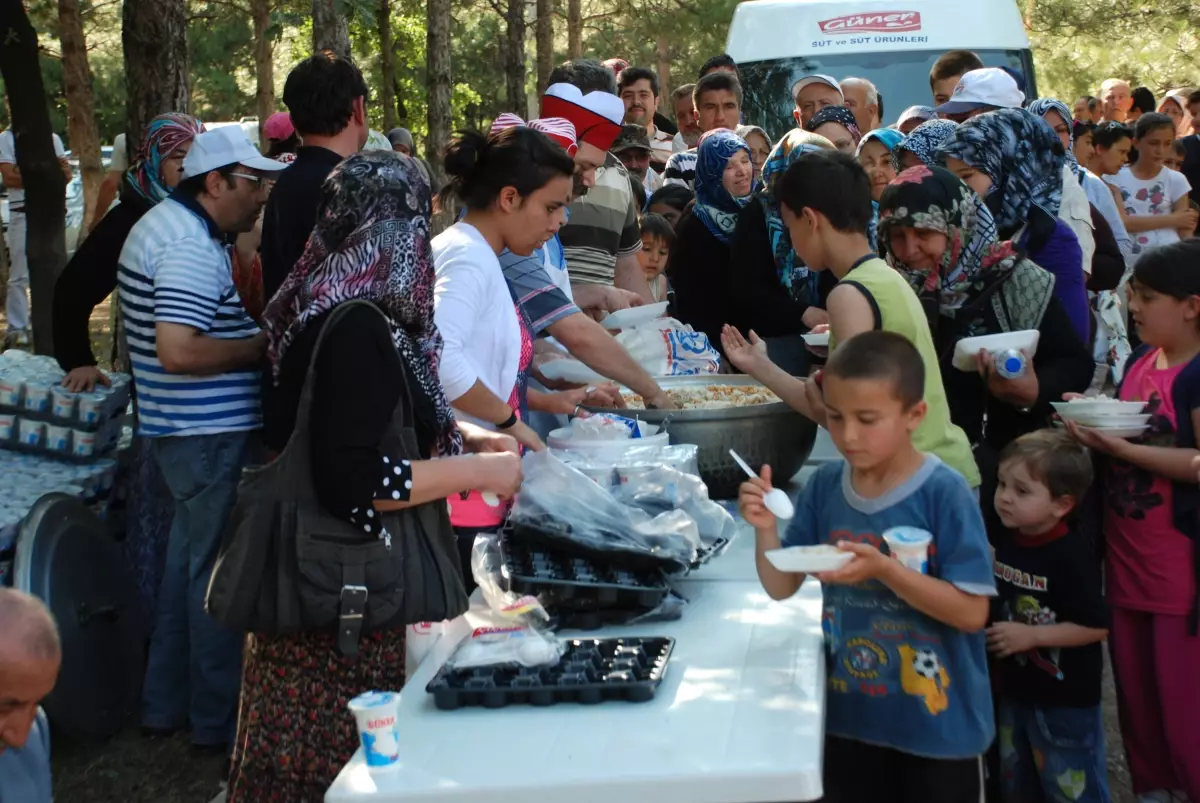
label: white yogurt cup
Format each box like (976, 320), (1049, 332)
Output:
(347, 691), (402, 771)
(21, 382), (51, 415)
(882, 527), (933, 575)
(578, 464), (616, 487)
(616, 464), (655, 486)
(45, 424), (72, 453)
(71, 429), (97, 457)
(76, 392), (105, 426)
(17, 418), (44, 448)
(0, 378), (21, 408)
(0, 414), (14, 440)
(51, 386), (77, 420)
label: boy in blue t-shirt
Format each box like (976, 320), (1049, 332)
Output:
(739, 331), (996, 803)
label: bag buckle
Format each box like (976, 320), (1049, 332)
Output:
(337, 584), (368, 657)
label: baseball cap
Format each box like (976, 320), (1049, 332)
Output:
(932, 67), (1024, 115)
(264, 112), (294, 141)
(896, 105), (936, 129)
(611, 124), (652, 154)
(181, 126), (286, 180)
(541, 83), (625, 151)
(386, 127), (415, 149)
(791, 74), (843, 103)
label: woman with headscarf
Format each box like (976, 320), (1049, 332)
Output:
(893, 119), (958, 171)
(230, 153), (522, 802)
(804, 106), (862, 154)
(667, 129), (758, 357)
(50, 113), (203, 624)
(877, 165), (1092, 505)
(857, 129), (903, 203)
(937, 109), (1092, 343)
(736, 124), (772, 177)
(725, 129), (836, 374)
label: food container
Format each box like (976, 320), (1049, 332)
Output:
(76, 392), (105, 426)
(616, 464), (656, 486)
(583, 375), (817, 499)
(347, 691), (401, 771)
(21, 381), (51, 415)
(44, 424), (72, 453)
(71, 429), (97, 457)
(1058, 412), (1152, 428)
(0, 414), (14, 440)
(17, 418), (44, 448)
(1051, 400), (1147, 418)
(883, 526), (932, 574)
(546, 425), (669, 461)
(0, 378), (21, 408)
(765, 544), (854, 573)
(576, 464), (616, 487)
(952, 330), (1040, 372)
(51, 386), (77, 421)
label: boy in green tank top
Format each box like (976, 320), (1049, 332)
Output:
(722, 150), (979, 488)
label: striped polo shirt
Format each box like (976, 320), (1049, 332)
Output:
(117, 193), (261, 437)
(559, 154), (642, 286)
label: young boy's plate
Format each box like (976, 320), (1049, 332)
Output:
(765, 545), (855, 574)
(802, 331), (830, 347)
(600, 301), (670, 331)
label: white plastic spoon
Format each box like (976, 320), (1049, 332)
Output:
(482, 492), (501, 507)
(729, 449), (794, 519)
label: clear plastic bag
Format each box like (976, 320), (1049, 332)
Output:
(470, 534), (551, 625)
(611, 464), (737, 545)
(510, 450), (700, 569)
(443, 625), (566, 669)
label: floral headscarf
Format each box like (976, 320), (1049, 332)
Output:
(892, 119), (957, 172)
(125, 113), (205, 205)
(877, 165), (1052, 336)
(1026, 98), (1086, 185)
(804, 105), (862, 146)
(936, 108), (1066, 237)
(264, 151), (462, 457)
(693, 129), (757, 245)
(759, 129), (834, 301)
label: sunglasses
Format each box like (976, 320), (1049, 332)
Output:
(229, 171), (271, 189)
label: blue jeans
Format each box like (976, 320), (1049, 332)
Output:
(142, 430), (252, 747)
(997, 699), (1110, 803)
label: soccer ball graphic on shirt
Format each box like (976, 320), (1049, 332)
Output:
(910, 647), (942, 680)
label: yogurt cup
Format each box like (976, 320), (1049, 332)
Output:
(51, 386), (77, 420)
(578, 464), (615, 487)
(76, 392), (105, 426)
(347, 691), (401, 771)
(0, 414), (14, 440)
(616, 464), (655, 486)
(17, 418), (44, 448)
(21, 382), (51, 415)
(0, 378), (21, 408)
(44, 424), (72, 453)
(71, 429), (97, 457)
(882, 527), (933, 575)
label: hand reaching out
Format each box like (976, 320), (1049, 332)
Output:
(720, 325), (771, 376)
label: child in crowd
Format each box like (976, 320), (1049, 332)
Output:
(645, 184), (693, 230)
(989, 430), (1110, 803)
(1164, 138), (1185, 174)
(1104, 113), (1196, 259)
(740, 330), (995, 803)
(637, 213), (674, 303)
(1064, 240), (1200, 803)
(721, 150), (980, 491)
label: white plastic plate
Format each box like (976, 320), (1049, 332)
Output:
(600, 301), (670, 331)
(1051, 400), (1147, 417)
(765, 545), (855, 574)
(802, 332), (830, 347)
(1052, 421), (1148, 439)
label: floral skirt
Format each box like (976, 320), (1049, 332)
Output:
(226, 628), (406, 803)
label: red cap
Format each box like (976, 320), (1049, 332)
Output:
(541, 83), (624, 152)
(264, 112), (294, 141)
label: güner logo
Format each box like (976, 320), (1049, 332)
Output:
(819, 11), (922, 34)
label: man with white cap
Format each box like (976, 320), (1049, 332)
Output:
(791, 74), (844, 128)
(931, 66), (1024, 123)
(118, 124), (284, 752)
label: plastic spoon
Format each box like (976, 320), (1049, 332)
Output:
(482, 492), (501, 507)
(729, 449), (794, 520)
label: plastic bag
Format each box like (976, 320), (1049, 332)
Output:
(570, 413), (646, 440)
(611, 464), (737, 545)
(615, 322), (720, 377)
(470, 533), (552, 626)
(444, 625), (565, 670)
(510, 450), (700, 569)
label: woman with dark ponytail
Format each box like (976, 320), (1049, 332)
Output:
(432, 124), (620, 587)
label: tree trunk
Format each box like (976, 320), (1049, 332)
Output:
(377, 0), (397, 131)
(0, 0), (68, 354)
(502, 0), (527, 115)
(567, 0), (582, 59)
(426, 0), (452, 231)
(656, 35), (671, 101)
(123, 0), (189, 149)
(535, 0), (553, 93)
(313, 0), (351, 60)
(252, 0), (275, 148)
(58, 0), (102, 245)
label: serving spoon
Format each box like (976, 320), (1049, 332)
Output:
(729, 449), (795, 520)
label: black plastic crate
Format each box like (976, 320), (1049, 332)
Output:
(502, 532), (670, 610)
(505, 516), (690, 574)
(425, 637), (675, 709)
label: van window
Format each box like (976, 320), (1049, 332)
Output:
(739, 49), (1036, 136)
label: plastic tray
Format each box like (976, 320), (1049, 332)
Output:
(690, 537), (730, 570)
(502, 532), (671, 610)
(504, 517), (689, 574)
(425, 636), (675, 709)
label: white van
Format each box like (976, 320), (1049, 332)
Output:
(726, 0), (1036, 133)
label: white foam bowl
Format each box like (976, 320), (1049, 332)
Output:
(600, 301), (670, 331)
(1057, 412), (1151, 427)
(952, 330), (1040, 372)
(1052, 400), (1147, 417)
(802, 332), (830, 347)
(1052, 421), (1148, 439)
(765, 545), (855, 574)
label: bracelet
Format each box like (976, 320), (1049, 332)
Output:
(496, 410), (519, 430)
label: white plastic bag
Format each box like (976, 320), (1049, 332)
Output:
(405, 620), (447, 676)
(615, 320), (720, 377)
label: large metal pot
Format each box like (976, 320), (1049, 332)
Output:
(583, 375), (817, 499)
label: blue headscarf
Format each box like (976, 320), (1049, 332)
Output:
(857, 127), (904, 157)
(759, 129), (833, 302)
(936, 108), (1066, 236)
(1026, 97), (1087, 185)
(892, 119), (957, 172)
(693, 129), (757, 245)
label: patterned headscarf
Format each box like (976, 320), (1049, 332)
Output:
(892, 119), (957, 172)
(857, 127), (904, 157)
(804, 106), (863, 146)
(759, 129), (834, 301)
(125, 113), (205, 205)
(264, 151), (462, 457)
(489, 113), (578, 156)
(936, 108), (1066, 237)
(692, 129), (757, 245)
(1026, 98), (1086, 185)
(877, 165), (1052, 336)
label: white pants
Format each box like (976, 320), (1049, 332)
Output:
(4, 211), (28, 331)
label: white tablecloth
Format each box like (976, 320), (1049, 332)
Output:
(326, 578), (826, 802)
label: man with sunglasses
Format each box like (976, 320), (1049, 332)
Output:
(117, 124), (284, 754)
